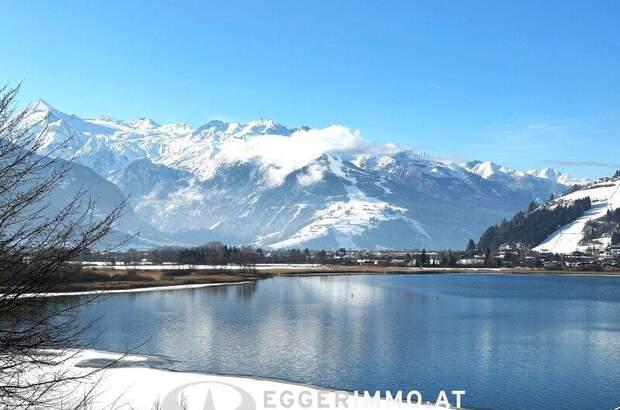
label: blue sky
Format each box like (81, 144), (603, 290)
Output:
(1, 0), (619, 178)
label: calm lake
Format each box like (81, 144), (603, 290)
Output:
(71, 274), (620, 410)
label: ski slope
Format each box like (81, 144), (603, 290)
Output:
(534, 179), (620, 254)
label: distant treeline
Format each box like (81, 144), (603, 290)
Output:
(120, 243), (317, 265)
(77, 244), (468, 267)
(478, 197), (592, 251)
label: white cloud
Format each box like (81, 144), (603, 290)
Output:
(218, 125), (403, 186)
(296, 163), (327, 186)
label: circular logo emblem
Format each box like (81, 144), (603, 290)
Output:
(161, 380), (257, 410)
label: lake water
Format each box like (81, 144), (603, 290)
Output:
(69, 274), (620, 410)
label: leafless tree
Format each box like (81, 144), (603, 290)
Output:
(0, 85), (127, 409)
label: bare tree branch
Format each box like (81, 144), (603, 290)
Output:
(0, 85), (128, 409)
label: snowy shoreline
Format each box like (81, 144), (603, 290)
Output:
(17, 281), (253, 298)
(34, 349), (454, 409)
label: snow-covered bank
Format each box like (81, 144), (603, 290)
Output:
(29, 350), (457, 409)
(18, 281), (252, 298)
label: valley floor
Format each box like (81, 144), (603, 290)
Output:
(15, 265), (620, 297)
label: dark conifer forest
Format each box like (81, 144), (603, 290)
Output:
(478, 197), (592, 251)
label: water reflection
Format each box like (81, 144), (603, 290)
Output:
(235, 282), (257, 302)
(58, 275), (620, 410)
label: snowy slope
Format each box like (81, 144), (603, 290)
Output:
(111, 155), (435, 249)
(21, 100), (585, 249)
(6, 151), (179, 249)
(354, 154), (556, 204)
(263, 155), (430, 249)
(464, 160), (582, 203)
(533, 179), (620, 254)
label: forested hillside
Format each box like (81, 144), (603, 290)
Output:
(478, 198), (592, 251)
(581, 208), (620, 246)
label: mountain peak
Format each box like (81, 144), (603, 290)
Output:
(523, 167), (589, 186)
(465, 160), (502, 179)
(131, 117), (160, 129)
(193, 120), (229, 135)
(247, 118), (277, 127)
(94, 115), (127, 126)
(243, 118), (290, 135)
(27, 98), (55, 114)
(525, 167), (559, 179)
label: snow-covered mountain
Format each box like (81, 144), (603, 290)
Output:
(59, 162), (181, 249)
(22, 100), (586, 249)
(10, 153), (179, 250)
(533, 177), (620, 254)
(464, 160), (585, 203)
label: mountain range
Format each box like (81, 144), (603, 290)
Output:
(21, 99), (587, 250)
